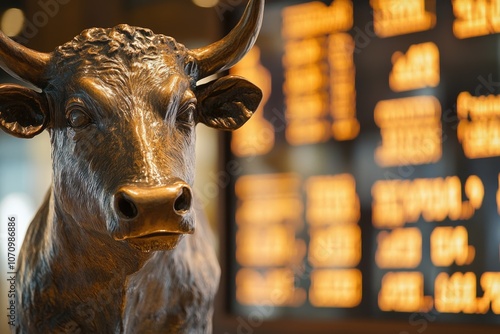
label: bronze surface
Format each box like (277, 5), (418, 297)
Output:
(0, 0), (264, 332)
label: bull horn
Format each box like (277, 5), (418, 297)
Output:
(190, 0), (264, 79)
(0, 30), (51, 89)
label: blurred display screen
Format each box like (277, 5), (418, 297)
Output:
(223, 0), (500, 325)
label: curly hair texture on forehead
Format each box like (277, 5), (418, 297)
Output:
(52, 24), (194, 76)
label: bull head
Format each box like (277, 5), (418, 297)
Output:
(0, 0), (264, 252)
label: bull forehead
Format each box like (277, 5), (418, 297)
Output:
(69, 65), (195, 120)
(51, 24), (198, 112)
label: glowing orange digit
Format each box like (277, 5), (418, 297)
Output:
(480, 272), (500, 314)
(435, 272), (478, 313)
(282, 1), (358, 146)
(431, 227), (475, 267)
(236, 268), (306, 306)
(389, 42), (440, 92)
(374, 96), (442, 167)
(378, 272), (429, 312)
(371, 0), (436, 37)
(452, 0), (500, 38)
(310, 269), (362, 307)
(376, 228), (422, 268)
(372, 176), (483, 227)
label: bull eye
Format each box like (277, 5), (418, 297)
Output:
(66, 107), (92, 129)
(176, 103), (195, 129)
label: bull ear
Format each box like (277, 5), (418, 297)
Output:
(195, 75), (262, 130)
(0, 84), (49, 138)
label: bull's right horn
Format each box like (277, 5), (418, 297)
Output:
(189, 0), (264, 79)
(0, 30), (51, 89)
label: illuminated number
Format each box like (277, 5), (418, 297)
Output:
(373, 176), (483, 227)
(310, 269), (362, 308)
(309, 225), (361, 267)
(236, 268), (305, 307)
(236, 225), (298, 267)
(435, 272), (477, 313)
(390, 42), (440, 92)
(480, 272), (500, 314)
(465, 175), (484, 209)
(378, 272), (429, 312)
(431, 226), (475, 266)
(457, 92), (500, 158)
(374, 96), (442, 167)
(376, 228), (422, 268)
(452, 0), (500, 39)
(329, 33), (359, 141)
(371, 0), (436, 37)
(306, 174), (360, 226)
(282, 1), (358, 145)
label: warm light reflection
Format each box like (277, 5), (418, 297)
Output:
(283, 0), (357, 146)
(376, 228), (422, 268)
(389, 42), (440, 92)
(284, 61), (330, 145)
(236, 225), (298, 267)
(481, 272), (500, 314)
(192, 0), (218, 8)
(452, 0), (500, 39)
(309, 225), (361, 267)
(465, 175), (484, 208)
(309, 269), (362, 307)
(235, 174), (301, 199)
(284, 64), (328, 96)
(435, 272), (500, 314)
(329, 33), (359, 140)
(232, 0), (500, 316)
(235, 174), (303, 229)
(371, 0), (436, 37)
(231, 47), (274, 157)
(283, 38), (325, 67)
(236, 197), (303, 228)
(378, 272), (431, 312)
(372, 176), (483, 228)
(286, 93), (329, 120)
(236, 268), (306, 306)
(374, 96), (442, 166)
(286, 119), (331, 145)
(235, 174), (307, 305)
(431, 226), (475, 267)
(306, 174), (360, 226)
(457, 92), (500, 158)
(435, 272), (478, 313)
(1, 8), (25, 37)
(282, 0), (353, 39)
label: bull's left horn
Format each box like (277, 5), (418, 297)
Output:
(189, 0), (264, 79)
(0, 30), (51, 89)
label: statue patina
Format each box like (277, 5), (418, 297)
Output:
(0, 0), (264, 332)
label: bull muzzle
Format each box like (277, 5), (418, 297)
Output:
(112, 180), (194, 250)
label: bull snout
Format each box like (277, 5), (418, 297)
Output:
(112, 181), (194, 241)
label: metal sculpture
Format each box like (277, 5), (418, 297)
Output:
(0, 0), (264, 332)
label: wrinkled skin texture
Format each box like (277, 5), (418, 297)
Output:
(0, 2), (264, 331)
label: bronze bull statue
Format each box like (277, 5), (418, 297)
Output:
(0, 0), (264, 332)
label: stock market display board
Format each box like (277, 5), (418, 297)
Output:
(222, 0), (500, 327)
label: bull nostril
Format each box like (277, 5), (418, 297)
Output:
(174, 186), (192, 214)
(115, 193), (138, 219)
